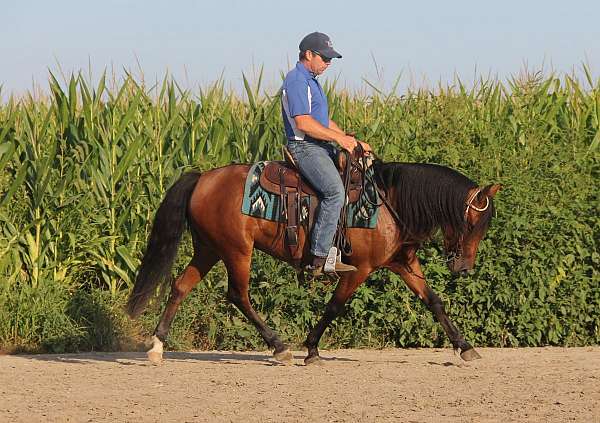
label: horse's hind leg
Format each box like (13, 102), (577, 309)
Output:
(148, 249), (219, 364)
(223, 253), (292, 364)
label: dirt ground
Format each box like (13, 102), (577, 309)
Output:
(0, 347), (598, 423)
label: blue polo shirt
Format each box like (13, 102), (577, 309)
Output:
(281, 62), (329, 141)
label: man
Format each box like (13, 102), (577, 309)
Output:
(281, 31), (372, 275)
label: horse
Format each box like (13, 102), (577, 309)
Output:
(126, 157), (500, 365)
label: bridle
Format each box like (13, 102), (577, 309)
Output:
(447, 188), (491, 263)
(464, 188), (490, 221)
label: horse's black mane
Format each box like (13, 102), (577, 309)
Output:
(372, 161), (480, 239)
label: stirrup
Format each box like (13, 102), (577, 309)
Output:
(323, 247), (340, 273)
(321, 247), (358, 274)
(322, 247), (356, 273)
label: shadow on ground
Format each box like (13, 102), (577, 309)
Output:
(9, 350), (358, 366)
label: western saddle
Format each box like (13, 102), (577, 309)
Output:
(258, 146), (367, 262)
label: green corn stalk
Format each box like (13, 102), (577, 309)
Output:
(1, 67), (599, 351)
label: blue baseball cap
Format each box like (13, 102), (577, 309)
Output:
(299, 32), (342, 59)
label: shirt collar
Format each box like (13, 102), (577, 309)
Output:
(296, 61), (317, 79)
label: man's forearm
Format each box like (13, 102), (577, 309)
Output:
(293, 115), (358, 152)
(295, 116), (343, 144)
(329, 119), (346, 135)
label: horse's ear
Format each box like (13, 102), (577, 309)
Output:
(482, 184), (502, 198)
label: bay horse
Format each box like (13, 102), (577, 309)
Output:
(126, 158), (500, 365)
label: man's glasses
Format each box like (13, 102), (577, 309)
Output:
(312, 51), (331, 63)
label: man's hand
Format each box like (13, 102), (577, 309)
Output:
(336, 134), (358, 153)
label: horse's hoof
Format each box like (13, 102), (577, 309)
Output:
(147, 335), (164, 365)
(147, 351), (163, 365)
(304, 355), (323, 366)
(460, 348), (482, 361)
(273, 348), (293, 364)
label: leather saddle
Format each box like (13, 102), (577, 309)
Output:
(258, 146), (367, 261)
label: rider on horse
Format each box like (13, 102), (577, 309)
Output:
(281, 32), (372, 276)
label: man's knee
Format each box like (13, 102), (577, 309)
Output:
(322, 180), (345, 205)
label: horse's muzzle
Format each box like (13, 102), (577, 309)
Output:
(459, 269), (474, 277)
(448, 258), (474, 275)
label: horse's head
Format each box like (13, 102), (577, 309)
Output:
(443, 184), (501, 275)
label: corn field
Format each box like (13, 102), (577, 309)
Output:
(0, 68), (598, 353)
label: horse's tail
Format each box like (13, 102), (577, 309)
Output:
(126, 171), (202, 318)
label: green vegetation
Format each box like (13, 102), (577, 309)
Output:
(0, 68), (598, 353)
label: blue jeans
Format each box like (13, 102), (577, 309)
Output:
(286, 140), (344, 257)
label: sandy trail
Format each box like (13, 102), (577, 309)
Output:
(1, 347), (598, 422)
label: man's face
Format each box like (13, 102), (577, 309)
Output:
(305, 50), (331, 75)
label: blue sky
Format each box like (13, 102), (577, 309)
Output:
(2, 0), (599, 96)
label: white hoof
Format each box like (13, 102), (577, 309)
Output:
(147, 335), (164, 365)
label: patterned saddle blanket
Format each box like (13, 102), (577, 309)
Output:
(241, 161), (380, 229)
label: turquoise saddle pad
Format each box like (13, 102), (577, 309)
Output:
(241, 161), (380, 228)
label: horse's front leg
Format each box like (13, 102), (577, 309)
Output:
(389, 258), (481, 361)
(304, 268), (372, 365)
